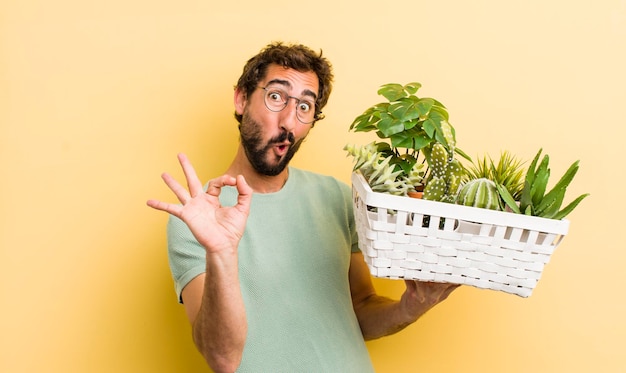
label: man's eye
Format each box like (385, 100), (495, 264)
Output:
(298, 101), (312, 113)
(268, 91), (284, 102)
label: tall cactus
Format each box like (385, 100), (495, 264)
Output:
(422, 143), (465, 203)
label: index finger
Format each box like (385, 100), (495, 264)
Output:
(206, 174), (238, 196)
(177, 153), (204, 197)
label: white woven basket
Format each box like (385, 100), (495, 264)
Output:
(351, 171), (570, 297)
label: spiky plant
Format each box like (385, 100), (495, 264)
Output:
(463, 150), (526, 200)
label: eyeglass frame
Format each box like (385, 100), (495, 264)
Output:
(257, 86), (323, 124)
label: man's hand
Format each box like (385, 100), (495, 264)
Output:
(400, 280), (459, 321)
(349, 253), (459, 340)
(146, 153), (253, 253)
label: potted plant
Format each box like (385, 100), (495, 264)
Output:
(345, 82), (468, 199)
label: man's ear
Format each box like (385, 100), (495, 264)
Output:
(234, 87), (247, 116)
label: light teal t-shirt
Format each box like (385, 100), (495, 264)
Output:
(167, 167), (374, 372)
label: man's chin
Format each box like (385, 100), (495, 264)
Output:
(253, 158), (288, 176)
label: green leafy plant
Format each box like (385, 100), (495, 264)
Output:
(497, 149), (589, 220)
(346, 82), (468, 196)
(350, 83), (456, 151)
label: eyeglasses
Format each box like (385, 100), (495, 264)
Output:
(258, 86), (320, 124)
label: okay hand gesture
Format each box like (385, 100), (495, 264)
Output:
(147, 153), (252, 253)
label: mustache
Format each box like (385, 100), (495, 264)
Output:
(271, 131), (295, 145)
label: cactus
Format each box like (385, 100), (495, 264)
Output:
(422, 143), (465, 203)
(456, 178), (503, 210)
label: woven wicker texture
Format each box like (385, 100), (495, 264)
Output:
(352, 172), (570, 297)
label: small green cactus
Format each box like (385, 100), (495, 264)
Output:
(456, 178), (502, 210)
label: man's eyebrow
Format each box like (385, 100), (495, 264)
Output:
(265, 79), (318, 100)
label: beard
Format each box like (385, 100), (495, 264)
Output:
(239, 110), (304, 176)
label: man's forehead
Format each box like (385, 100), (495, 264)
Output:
(263, 65), (319, 94)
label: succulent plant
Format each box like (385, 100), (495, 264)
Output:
(498, 148), (589, 220)
(344, 142), (426, 195)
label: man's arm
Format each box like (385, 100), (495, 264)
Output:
(147, 154), (252, 372)
(349, 252), (458, 340)
(181, 253), (246, 373)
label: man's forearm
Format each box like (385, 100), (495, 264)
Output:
(354, 295), (418, 340)
(354, 281), (458, 341)
(193, 252), (247, 373)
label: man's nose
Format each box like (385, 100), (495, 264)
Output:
(279, 99), (299, 132)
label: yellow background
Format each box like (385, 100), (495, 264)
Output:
(2, 0), (625, 372)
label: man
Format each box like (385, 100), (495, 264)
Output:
(147, 42), (458, 372)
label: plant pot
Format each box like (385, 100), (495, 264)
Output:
(407, 191), (423, 199)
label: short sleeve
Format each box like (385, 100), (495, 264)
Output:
(166, 214), (206, 303)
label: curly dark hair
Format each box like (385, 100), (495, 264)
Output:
(234, 42), (334, 124)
